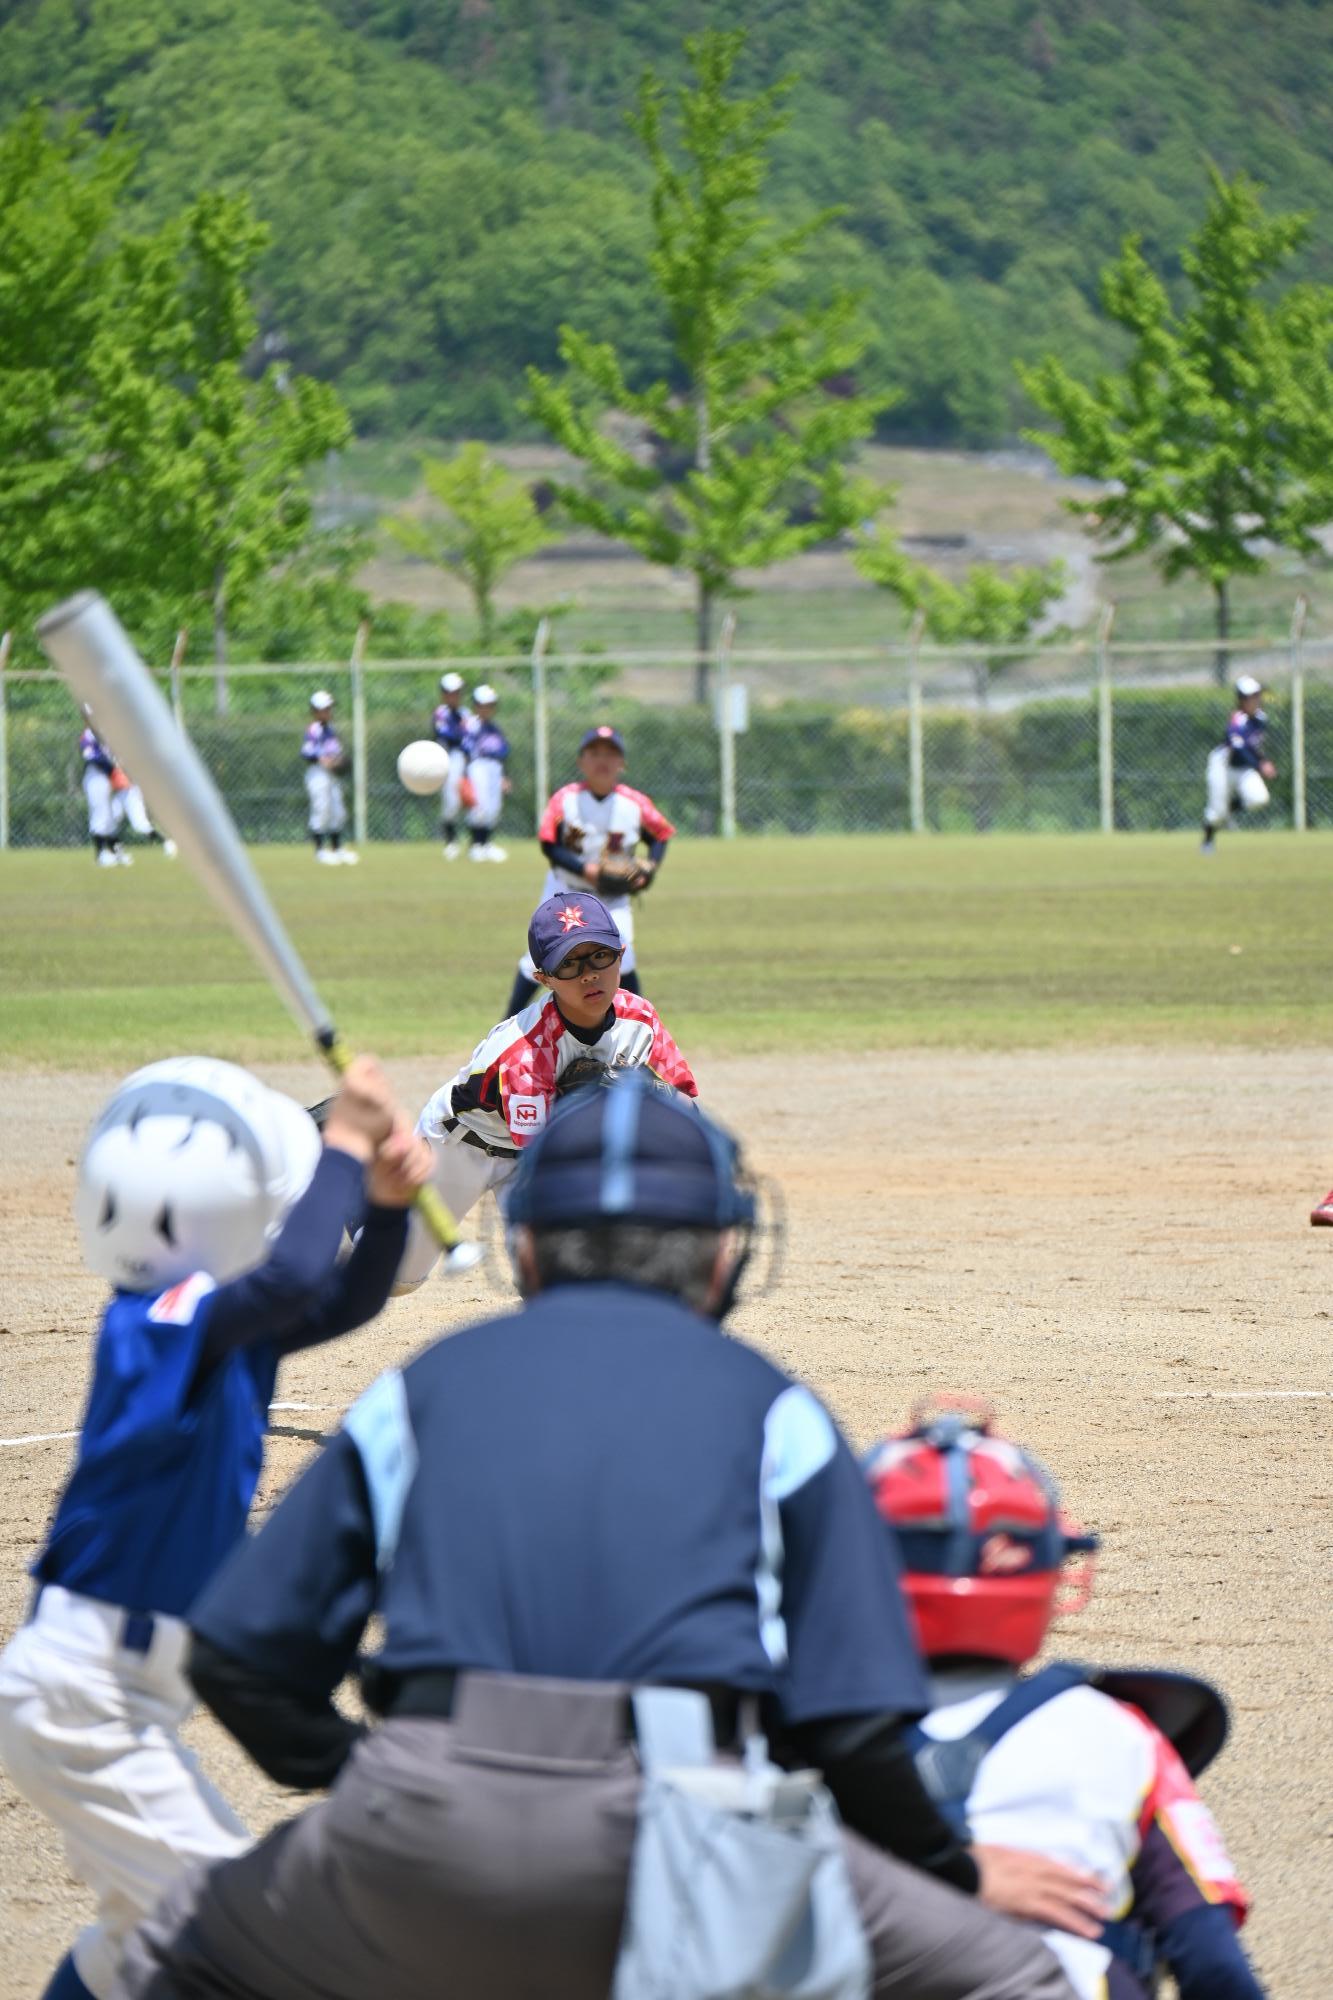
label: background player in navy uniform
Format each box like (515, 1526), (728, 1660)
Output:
(0, 1055), (429, 2000)
(1202, 675), (1276, 851)
(506, 723), (675, 1015)
(301, 690), (357, 865)
(463, 682), (511, 861)
(80, 718), (127, 868)
(431, 671), (472, 859)
(119, 1083), (1097, 2000)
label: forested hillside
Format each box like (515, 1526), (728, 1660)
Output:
(5, 0), (1333, 445)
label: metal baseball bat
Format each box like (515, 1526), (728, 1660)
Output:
(37, 590), (464, 1253)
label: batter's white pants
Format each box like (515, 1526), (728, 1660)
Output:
(1204, 746), (1269, 828)
(84, 768), (117, 840)
(0, 1585), (248, 2000)
(466, 757), (504, 831)
(518, 872), (637, 980)
(441, 747), (467, 823)
(393, 1088), (519, 1291)
(305, 765), (347, 835)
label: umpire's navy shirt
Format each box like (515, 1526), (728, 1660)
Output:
(191, 1283), (929, 1722)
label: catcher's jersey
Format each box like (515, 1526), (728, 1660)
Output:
(445, 990), (697, 1151)
(919, 1680), (1247, 1999)
(539, 782), (675, 892)
(301, 720), (343, 765)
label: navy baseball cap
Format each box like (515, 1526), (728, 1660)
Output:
(527, 891), (624, 973)
(579, 724), (625, 755)
(506, 1073), (755, 1231)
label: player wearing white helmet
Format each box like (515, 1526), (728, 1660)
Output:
(1201, 676), (1276, 852)
(432, 672), (473, 859)
(0, 1056), (429, 2000)
(463, 683), (510, 861)
(301, 691), (357, 865)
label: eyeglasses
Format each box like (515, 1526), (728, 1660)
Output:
(548, 945), (622, 980)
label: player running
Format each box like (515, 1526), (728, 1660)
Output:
(302, 690), (357, 865)
(505, 724), (675, 1016)
(395, 889), (697, 1291)
(0, 1056), (429, 2000)
(463, 683), (510, 862)
(865, 1402), (1266, 2000)
(1201, 675), (1276, 852)
(432, 671), (473, 859)
(78, 720), (175, 867)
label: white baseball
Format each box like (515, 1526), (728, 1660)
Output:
(397, 739), (450, 795)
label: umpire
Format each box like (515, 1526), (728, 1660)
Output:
(115, 1081), (1090, 2000)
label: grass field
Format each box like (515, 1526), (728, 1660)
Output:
(3, 831), (1331, 1070)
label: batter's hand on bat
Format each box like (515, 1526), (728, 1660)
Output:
(368, 1116), (434, 1209)
(323, 1056), (397, 1164)
(972, 1844), (1108, 1938)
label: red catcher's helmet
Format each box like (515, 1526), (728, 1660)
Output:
(864, 1398), (1098, 1667)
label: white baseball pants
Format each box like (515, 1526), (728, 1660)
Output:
(83, 769), (117, 839)
(393, 1089), (519, 1291)
(305, 765), (347, 835)
(466, 757), (504, 831)
(441, 747), (467, 822)
(116, 785), (155, 837)
(0, 1585), (248, 2000)
(518, 872), (637, 980)
(1204, 746), (1269, 828)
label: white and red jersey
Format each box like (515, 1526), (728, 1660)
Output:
(539, 782), (675, 892)
(918, 1680), (1248, 1999)
(442, 989), (697, 1151)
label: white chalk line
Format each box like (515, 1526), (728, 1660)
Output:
(0, 1400), (345, 1451)
(1153, 1389), (1330, 1400)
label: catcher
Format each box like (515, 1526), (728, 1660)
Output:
(505, 724), (674, 1015)
(395, 889), (697, 1291)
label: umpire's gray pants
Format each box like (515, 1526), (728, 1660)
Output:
(113, 1675), (1076, 2000)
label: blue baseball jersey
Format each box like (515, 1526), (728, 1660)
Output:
(432, 704), (471, 751)
(466, 718), (509, 764)
(193, 1283), (930, 1725)
(79, 727), (115, 774)
(302, 720), (344, 764)
(35, 1275), (279, 1618)
(1224, 709), (1267, 771)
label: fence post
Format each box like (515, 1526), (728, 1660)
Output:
(1290, 594), (1308, 832)
(350, 619), (370, 848)
(1096, 602), (1116, 835)
(531, 616), (551, 833)
(0, 631), (10, 852)
(716, 610), (738, 839)
(169, 628), (188, 731)
(907, 611), (926, 834)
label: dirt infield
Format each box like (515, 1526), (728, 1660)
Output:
(1, 1048), (1329, 1995)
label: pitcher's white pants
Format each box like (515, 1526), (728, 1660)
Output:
(394, 1087), (519, 1291)
(0, 1585), (248, 1999)
(1205, 746), (1269, 828)
(117, 785), (155, 837)
(305, 765), (347, 835)
(466, 757), (504, 831)
(517, 874), (637, 981)
(441, 747), (467, 822)
(84, 769), (117, 839)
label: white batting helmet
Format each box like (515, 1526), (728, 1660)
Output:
(75, 1058), (322, 1294)
(439, 672), (464, 694)
(472, 683), (498, 706)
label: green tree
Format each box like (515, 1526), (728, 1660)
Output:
(855, 530), (1065, 704)
(145, 191), (349, 704)
(384, 443), (554, 648)
(526, 28), (887, 699)
(1021, 168), (1333, 679)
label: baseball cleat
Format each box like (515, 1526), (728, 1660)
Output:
(443, 842), (460, 860)
(1310, 1192), (1333, 1226)
(335, 849), (360, 865)
(315, 849), (339, 865)
(115, 848), (134, 866)
(97, 849), (119, 867)
(162, 838), (178, 858)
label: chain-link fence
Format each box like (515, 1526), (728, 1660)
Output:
(2, 621), (1328, 849)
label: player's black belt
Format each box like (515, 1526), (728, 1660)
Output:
(439, 1115), (517, 1161)
(373, 1668), (748, 1749)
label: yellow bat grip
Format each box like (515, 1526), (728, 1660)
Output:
(317, 1033), (462, 1252)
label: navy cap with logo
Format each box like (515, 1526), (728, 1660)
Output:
(527, 891), (624, 974)
(506, 1074), (755, 1232)
(579, 724), (625, 756)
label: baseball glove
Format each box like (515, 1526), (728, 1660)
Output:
(556, 1060), (684, 1101)
(597, 852), (655, 895)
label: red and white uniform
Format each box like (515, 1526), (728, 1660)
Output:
(918, 1679), (1248, 1999)
(394, 990), (697, 1290)
(520, 783), (676, 977)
